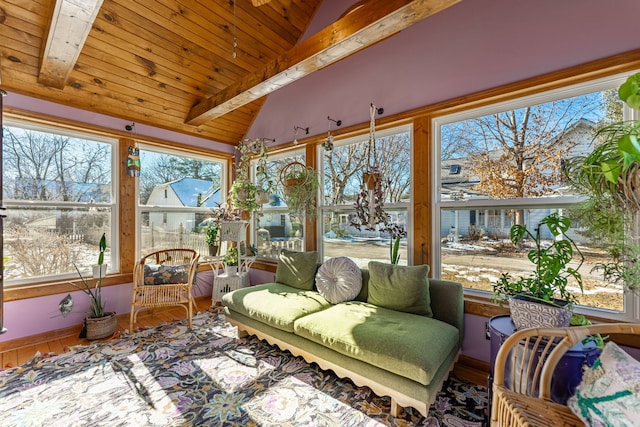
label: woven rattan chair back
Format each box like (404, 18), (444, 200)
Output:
(490, 323), (640, 426)
(130, 248), (200, 332)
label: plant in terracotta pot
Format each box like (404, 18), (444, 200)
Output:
(279, 161), (320, 219)
(66, 233), (117, 339)
(492, 213), (584, 329)
(203, 222), (220, 256)
(229, 180), (259, 212)
(230, 138), (274, 212)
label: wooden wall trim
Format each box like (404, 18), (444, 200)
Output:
(119, 137), (137, 273)
(4, 273), (133, 302)
(412, 116), (432, 267)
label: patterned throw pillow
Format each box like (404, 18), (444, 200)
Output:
(315, 257), (362, 304)
(144, 264), (190, 285)
(567, 341), (640, 426)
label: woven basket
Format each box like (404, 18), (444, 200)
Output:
(85, 312), (117, 340)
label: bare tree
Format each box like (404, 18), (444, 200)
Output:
(3, 127), (110, 202)
(323, 144), (367, 205)
(444, 96), (600, 224)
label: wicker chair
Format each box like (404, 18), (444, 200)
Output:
(130, 249), (200, 331)
(490, 323), (640, 427)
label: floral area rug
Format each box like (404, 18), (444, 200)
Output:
(0, 310), (487, 426)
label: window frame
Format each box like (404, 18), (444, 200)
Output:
(432, 71), (639, 322)
(2, 117), (119, 286)
(135, 142), (228, 259)
(318, 124), (413, 264)
(250, 147), (307, 259)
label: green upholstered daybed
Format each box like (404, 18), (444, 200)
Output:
(222, 252), (464, 417)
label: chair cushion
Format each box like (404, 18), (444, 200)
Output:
(275, 250), (318, 291)
(144, 264), (190, 285)
(567, 341), (640, 426)
(315, 257), (362, 304)
(366, 261), (432, 317)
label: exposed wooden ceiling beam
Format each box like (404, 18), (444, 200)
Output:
(38, 0), (104, 89)
(186, 0), (461, 126)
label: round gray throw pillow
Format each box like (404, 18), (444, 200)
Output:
(315, 257), (362, 304)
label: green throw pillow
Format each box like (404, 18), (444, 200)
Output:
(366, 261), (432, 316)
(275, 250), (318, 290)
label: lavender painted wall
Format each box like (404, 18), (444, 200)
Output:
(247, 0), (640, 144)
(0, 272), (215, 342)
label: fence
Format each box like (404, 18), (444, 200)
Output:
(140, 225), (209, 256)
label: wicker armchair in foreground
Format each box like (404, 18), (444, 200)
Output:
(491, 323), (640, 427)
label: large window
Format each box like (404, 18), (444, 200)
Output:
(2, 120), (115, 285)
(319, 125), (411, 267)
(434, 73), (639, 320)
(137, 145), (226, 257)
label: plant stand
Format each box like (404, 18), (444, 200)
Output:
(207, 220), (255, 304)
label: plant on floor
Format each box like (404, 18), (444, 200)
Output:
(65, 233), (109, 318)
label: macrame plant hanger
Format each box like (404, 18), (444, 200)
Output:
(364, 103), (382, 227)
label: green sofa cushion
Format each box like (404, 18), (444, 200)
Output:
(293, 301), (459, 385)
(275, 250), (318, 291)
(221, 283), (331, 333)
(367, 261), (433, 317)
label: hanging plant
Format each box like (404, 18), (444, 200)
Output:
(230, 138), (273, 212)
(279, 161), (319, 219)
(351, 103), (389, 230)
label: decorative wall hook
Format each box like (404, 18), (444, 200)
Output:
(327, 116), (342, 127)
(293, 125), (309, 145)
(323, 116), (342, 152)
(125, 122), (135, 131)
(371, 103), (384, 115)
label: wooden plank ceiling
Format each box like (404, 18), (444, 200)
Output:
(0, 0), (460, 145)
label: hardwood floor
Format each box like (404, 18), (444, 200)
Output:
(1, 296), (489, 389)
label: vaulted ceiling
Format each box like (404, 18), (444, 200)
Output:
(0, 0), (459, 144)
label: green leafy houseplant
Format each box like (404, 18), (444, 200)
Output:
(492, 213), (584, 309)
(203, 223), (220, 256)
(281, 162), (320, 219)
(70, 233), (108, 318)
(564, 72), (640, 292)
(224, 246), (238, 267)
(230, 138), (273, 212)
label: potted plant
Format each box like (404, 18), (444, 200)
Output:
(492, 213), (584, 329)
(223, 245), (239, 275)
(203, 222), (220, 256)
(230, 138), (273, 211)
(279, 161), (320, 218)
(67, 233), (117, 339)
(564, 72), (640, 293)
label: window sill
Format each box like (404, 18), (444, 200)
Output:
(4, 273), (133, 302)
